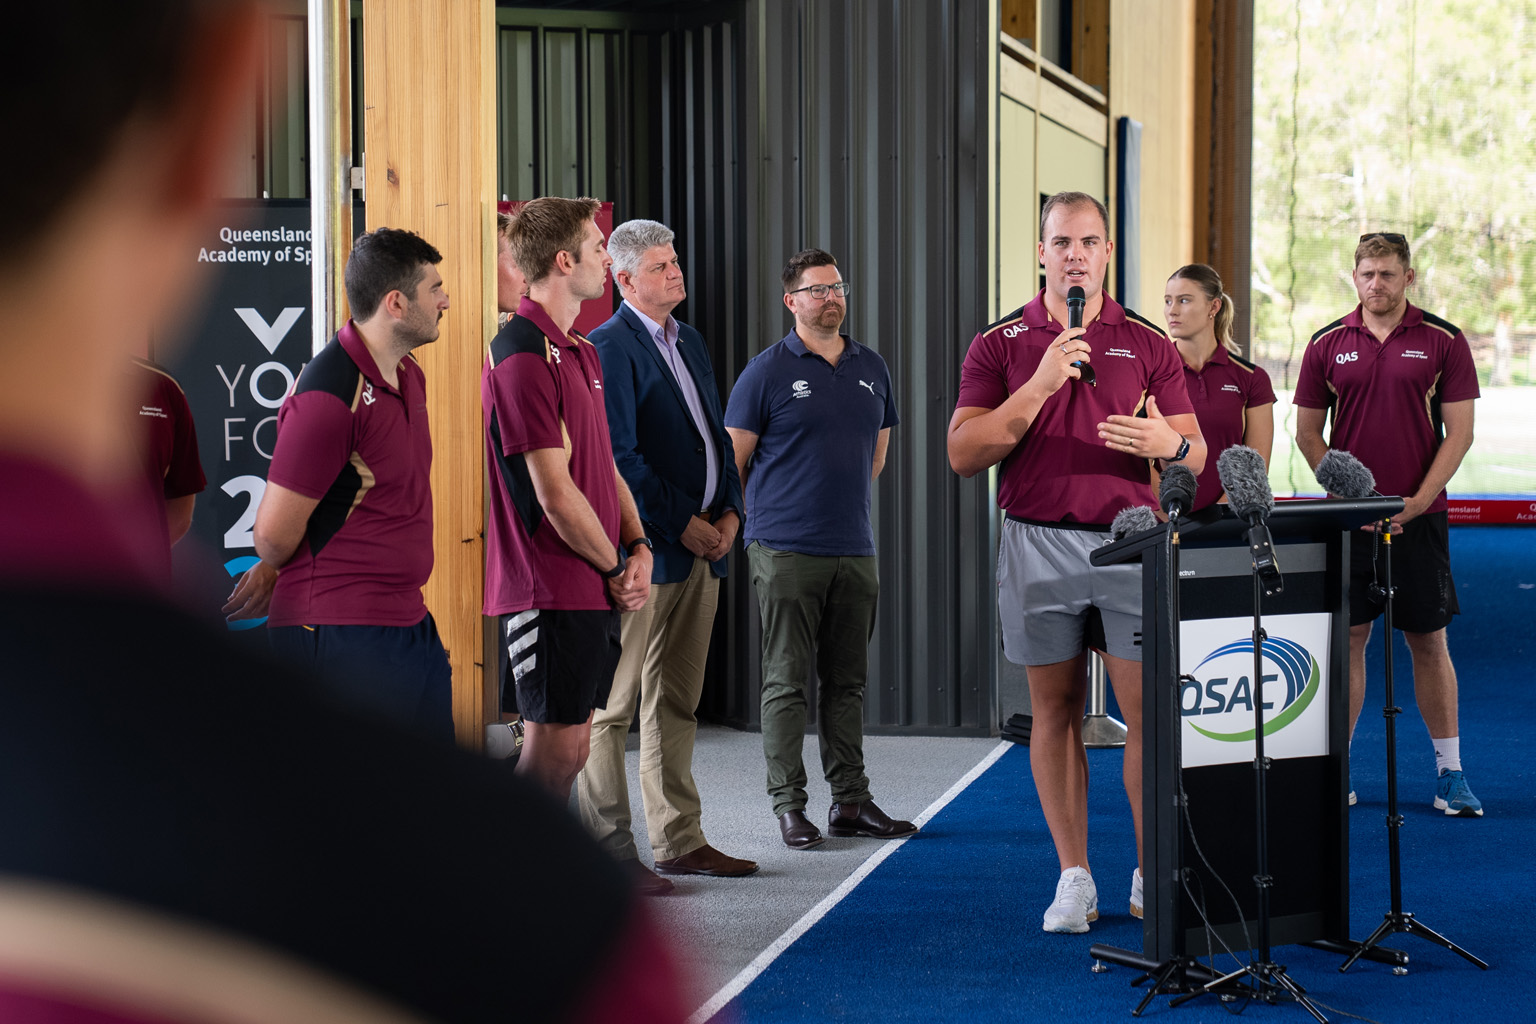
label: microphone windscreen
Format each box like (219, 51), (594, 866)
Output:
(1217, 445), (1275, 520)
(1159, 463), (1198, 515)
(1315, 448), (1377, 499)
(1067, 285), (1086, 303)
(1110, 504), (1159, 540)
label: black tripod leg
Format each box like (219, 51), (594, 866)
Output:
(1265, 967), (1328, 1024)
(1132, 960), (1186, 1017)
(1403, 917), (1491, 970)
(1339, 915), (1398, 973)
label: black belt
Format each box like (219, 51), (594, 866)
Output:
(1005, 513), (1110, 534)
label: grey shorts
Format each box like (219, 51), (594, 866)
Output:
(997, 518), (1143, 666)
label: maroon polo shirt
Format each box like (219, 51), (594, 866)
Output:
(265, 320), (433, 627)
(1294, 303), (1479, 513)
(0, 453), (165, 593)
(956, 290), (1193, 525)
(1178, 345), (1276, 510)
(132, 358), (206, 572)
(483, 296), (620, 614)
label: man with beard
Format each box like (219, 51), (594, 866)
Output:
(485, 197), (653, 801)
(725, 248), (916, 850)
(228, 228), (456, 742)
(1294, 230), (1482, 816)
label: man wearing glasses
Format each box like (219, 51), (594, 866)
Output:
(1294, 231), (1482, 817)
(725, 248), (916, 850)
(947, 191), (1202, 935)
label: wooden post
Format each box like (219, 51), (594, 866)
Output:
(362, 0), (495, 747)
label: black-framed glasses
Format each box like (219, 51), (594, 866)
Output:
(787, 282), (850, 300)
(1359, 232), (1407, 245)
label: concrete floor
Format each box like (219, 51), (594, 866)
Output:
(607, 723), (1002, 1015)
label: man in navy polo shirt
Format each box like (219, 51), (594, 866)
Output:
(1295, 231), (1483, 817)
(485, 197), (654, 808)
(948, 191), (1204, 934)
(227, 228), (454, 742)
(725, 247), (916, 851)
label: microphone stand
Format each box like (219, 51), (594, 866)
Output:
(1336, 515), (1487, 973)
(1170, 511), (1327, 1023)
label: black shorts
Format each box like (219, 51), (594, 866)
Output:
(497, 609), (621, 724)
(1349, 510), (1459, 633)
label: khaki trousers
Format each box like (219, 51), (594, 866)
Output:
(577, 555), (719, 861)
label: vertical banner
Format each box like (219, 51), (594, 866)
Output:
(161, 200), (329, 629)
(498, 200), (614, 335)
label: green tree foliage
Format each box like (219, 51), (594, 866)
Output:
(1252, 0), (1536, 389)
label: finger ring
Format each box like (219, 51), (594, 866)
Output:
(1060, 343), (1067, 354)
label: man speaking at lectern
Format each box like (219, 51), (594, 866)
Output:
(947, 191), (1204, 935)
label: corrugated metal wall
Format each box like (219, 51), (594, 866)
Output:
(495, 0), (1001, 735)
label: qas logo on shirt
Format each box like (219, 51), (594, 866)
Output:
(792, 380), (812, 399)
(1179, 635), (1321, 742)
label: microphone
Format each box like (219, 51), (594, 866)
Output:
(1314, 448), (1378, 499)
(1065, 286), (1096, 386)
(1217, 445), (1284, 595)
(1109, 504), (1158, 541)
(1159, 463), (1197, 520)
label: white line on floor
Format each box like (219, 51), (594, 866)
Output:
(686, 739), (1014, 1024)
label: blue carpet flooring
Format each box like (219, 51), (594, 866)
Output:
(718, 528), (1534, 1022)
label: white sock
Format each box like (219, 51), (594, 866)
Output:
(1433, 736), (1461, 775)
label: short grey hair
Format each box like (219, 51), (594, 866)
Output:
(608, 219), (676, 279)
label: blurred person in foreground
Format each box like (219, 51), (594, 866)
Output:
(0, 3), (687, 1022)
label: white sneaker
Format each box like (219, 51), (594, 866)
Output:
(1130, 868), (1144, 919)
(1043, 867), (1098, 934)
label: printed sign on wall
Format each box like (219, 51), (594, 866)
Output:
(1178, 612), (1332, 768)
(162, 200), (326, 629)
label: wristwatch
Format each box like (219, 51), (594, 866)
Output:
(1167, 436), (1191, 463)
(626, 536), (654, 555)
(602, 547), (627, 579)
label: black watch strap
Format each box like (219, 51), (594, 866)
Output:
(602, 546), (627, 578)
(1168, 436), (1191, 463)
(626, 536), (654, 555)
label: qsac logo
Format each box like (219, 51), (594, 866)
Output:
(1335, 351), (1359, 364)
(1179, 635), (1320, 743)
(792, 379), (812, 399)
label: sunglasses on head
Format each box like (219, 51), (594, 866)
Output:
(1359, 232), (1407, 245)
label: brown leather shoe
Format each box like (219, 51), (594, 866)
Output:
(778, 809), (825, 849)
(827, 800), (918, 839)
(623, 858), (675, 896)
(654, 844), (759, 877)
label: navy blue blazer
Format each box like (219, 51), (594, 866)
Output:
(590, 303), (743, 585)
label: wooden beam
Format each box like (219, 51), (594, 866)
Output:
(362, 0), (495, 747)
(1192, 0), (1254, 355)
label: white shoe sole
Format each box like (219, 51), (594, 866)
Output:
(1433, 796), (1483, 817)
(1042, 908), (1098, 934)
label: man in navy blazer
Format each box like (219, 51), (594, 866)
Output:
(577, 219), (757, 890)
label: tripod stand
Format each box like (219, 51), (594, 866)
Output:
(1336, 521), (1488, 973)
(1170, 541), (1328, 1023)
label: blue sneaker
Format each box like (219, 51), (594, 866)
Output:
(1433, 769), (1483, 817)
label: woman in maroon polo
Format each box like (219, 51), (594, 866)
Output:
(1163, 264), (1276, 510)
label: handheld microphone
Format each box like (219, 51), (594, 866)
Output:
(1109, 504), (1159, 542)
(1065, 286), (1096, 386)
(1217, 445), (1284, 595)
(1314, 449), (1378, 499)
(1159, 463), (1198, 520)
